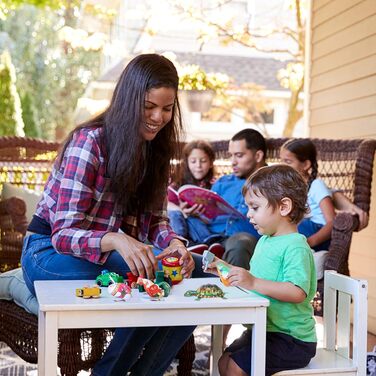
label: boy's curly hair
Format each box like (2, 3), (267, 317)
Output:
(242, 164), (309, 223)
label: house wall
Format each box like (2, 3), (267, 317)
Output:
(307, 0), (376, 333)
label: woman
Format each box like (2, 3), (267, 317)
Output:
(21, 54), (200, 376)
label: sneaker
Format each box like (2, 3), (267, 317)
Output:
(208, 243), (225, 258)
(188, 244), (209, 255)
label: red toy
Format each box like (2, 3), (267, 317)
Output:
(137, 277), (164, 299)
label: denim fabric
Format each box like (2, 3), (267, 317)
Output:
(298, 218), (331, 252)
(21, 234), (205, 376)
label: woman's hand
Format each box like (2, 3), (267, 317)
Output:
(156, 239), (195, 278)
(101, 232), (158, 279)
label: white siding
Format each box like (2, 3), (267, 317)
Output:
(307, 0), (376, 333)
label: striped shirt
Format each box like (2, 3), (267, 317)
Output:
(33, 127), (182, 264)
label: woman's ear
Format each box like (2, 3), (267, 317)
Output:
(279, 197), (293, 217)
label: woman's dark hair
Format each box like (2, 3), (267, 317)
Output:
(176, 140), (215, 189)
(281, 138), (318, 189)
(242, 164), (309, 224)
(58, 53), (183, 213)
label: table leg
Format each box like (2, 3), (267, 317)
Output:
(251, 308), (267, 376)
(38, 311), (58, 376)
(210, 325), (223, 376)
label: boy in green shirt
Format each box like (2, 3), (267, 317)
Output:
(206, 164), (317, 376)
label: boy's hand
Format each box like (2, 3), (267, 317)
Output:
(204, 257), (231, 276)
(227, 266), (254, 290)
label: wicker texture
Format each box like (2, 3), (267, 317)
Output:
(0, 136), (375, 375)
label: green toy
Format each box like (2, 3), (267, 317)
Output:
(95, 270), (124, 287)
(184, 284), (226, 300)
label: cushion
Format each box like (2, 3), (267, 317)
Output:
(2, 182), (42, 224)
(312, 250), (328, 280)
(0, 267), (38, 315)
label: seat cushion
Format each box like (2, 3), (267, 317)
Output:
(1, 182), (41, 224)
(0, 267), (38, 315)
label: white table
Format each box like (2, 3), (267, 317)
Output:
(35, 277), (269, 376)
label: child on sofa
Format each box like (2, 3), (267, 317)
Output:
(280, 138), (335, 251)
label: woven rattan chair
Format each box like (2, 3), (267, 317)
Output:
(0, 136), (375, 375)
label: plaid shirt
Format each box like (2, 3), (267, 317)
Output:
(35, 127), (183, 264)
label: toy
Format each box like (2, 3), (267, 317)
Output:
(126, 272), (139, 288)
(137, 277), (164, 299)
(95, 269), (124, 287)
(108, 283), (132, 301)
(216, 262), (231, 286)
(184, 284), (226, 300)
(154, 270), (171, 297)
(202, 250), (215, 271)
(76, 285), (101, 299)
(161, 256), (183, 285)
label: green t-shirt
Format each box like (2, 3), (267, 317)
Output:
(250, 233), (317, 343)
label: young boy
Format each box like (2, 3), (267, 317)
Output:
(206, 164), (317, 376)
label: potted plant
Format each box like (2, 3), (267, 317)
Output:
(178, 64), (229, 112)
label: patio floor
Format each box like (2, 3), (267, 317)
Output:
(0, 323), (375, 375)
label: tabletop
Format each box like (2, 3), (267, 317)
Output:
(35, 277), (269, 312)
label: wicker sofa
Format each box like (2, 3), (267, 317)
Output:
(0, 136), (375, 376)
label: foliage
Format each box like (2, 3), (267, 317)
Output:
(0, 0), (76, 20)
(0, 4), (103, 140)
(21, 92), (40, 138)
(178, 64), (229, 93)
(0, 50), (24, 136)
(171, 0), (307, 136)
(202, 82), (272, 136)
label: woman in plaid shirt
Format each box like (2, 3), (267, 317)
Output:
(21, 54), (201, 376)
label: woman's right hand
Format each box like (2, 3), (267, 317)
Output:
(101, 232), (158, 279)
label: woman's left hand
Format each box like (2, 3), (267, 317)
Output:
(156, 239), (195, 278)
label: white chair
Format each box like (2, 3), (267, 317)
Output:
(274, 270), (368, 375)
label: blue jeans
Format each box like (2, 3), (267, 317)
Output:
(168, 210), (223, 245)
(21, 234), (206, 376)
(298, 218), (331, 252)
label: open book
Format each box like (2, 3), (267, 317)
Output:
(167, 184), (246, 221)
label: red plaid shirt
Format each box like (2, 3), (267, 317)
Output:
(35, 127), (183, 264)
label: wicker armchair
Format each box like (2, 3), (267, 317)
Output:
(0, 136), (375, 375)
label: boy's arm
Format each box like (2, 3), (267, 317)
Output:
(249, 278), (306, 303)
(227, 266), (306, 303)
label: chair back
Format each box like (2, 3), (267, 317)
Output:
(323, 270), (368, 375)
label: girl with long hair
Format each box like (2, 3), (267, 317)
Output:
(280, 138), (335, 251)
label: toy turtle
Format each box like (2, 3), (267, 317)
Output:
(184, 284), (226, 300)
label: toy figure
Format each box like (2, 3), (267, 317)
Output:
(184, 284), (226, 300)
(161, 256), (183, 285)
(137, 277), (164, 299)
(76, 285), (101, 298)
(108, 283), (132, 301)
(202, 250), (215, 272)
(126, 272), (139, 288)
(216, 262), (231, 286)
(96, 269), (124, 287)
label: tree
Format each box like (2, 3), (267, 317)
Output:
(0, 50), (24, 136)
(170, 0), (306, 136)
(21, 92), (40, 138)
(0, 3), (103, 140)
